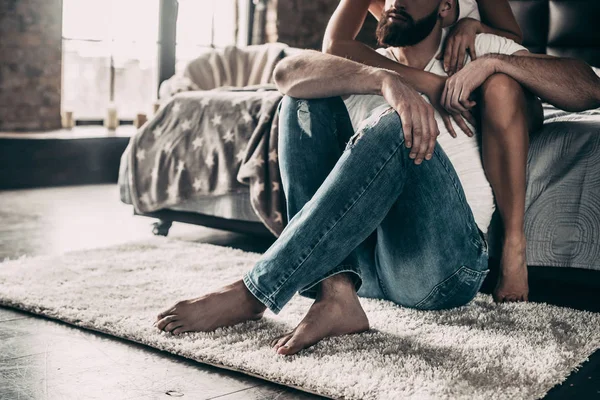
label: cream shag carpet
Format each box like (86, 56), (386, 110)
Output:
(1, 237), (599, 400)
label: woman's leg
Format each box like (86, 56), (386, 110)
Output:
(479, 73), (542, 302)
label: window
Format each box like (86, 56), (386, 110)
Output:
(62, 0), (243, 123)
(62, 0), (160, 121)
(175, 0), (238, 74)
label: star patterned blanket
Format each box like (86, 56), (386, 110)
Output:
(123, 86), (287, 237)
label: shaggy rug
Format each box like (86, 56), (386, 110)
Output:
(0, 237), (599, 400)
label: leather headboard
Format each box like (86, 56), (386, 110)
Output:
(508, 0), (600, 67)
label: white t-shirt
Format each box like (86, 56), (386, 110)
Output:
(457, 0), (480, 21)
(343, 32), (527, 234)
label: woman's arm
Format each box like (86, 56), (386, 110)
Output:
(322, 0), (440, 95)
(441, 0), (523, 75)
(477, 0), (522, 44)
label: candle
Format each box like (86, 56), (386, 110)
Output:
(134, 113), (148, 128)
(105, 103), (119, 130)
(62, 111), (74, 129)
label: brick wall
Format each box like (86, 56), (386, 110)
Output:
(266, 0), (378, 50)
(0, 0), (63, 132)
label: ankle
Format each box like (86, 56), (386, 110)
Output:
(503, 232), (526, 246)
(233, 280), (267, 314)
(318, 273), (357, 300)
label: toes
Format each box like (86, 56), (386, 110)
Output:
(157, 306), (176, 321)
(270, 332), (288, 347)
(270, 331), (293, 348)
(274, 335), (292, 351)
(270, 336), (284, 348)
(277, 335), (305, 356)
(165, 321), (182, 333)
(172, 326), (187, 335)
(156, 315), (178, 331)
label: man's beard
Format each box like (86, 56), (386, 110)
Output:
(376, 7), (439, 47)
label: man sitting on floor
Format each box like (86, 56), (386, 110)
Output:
(154, 0), (600, 356)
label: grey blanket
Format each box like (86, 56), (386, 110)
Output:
(124, 87), (287, 236)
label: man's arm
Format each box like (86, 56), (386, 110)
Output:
(273, 50), (384, 99)
(443, 51), (600, 113)
(488, 52), (600, 112)
(273, 50), (442, 165)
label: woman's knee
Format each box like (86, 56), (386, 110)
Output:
(480, 73), (528, 132)
(481, 73), (523, 103)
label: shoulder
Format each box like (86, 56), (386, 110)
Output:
(474, 33), (528, 56)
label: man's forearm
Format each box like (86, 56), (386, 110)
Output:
(488, 54), (600, 111)
(273, 50), (390, 98)
(324, 39), (440, 94)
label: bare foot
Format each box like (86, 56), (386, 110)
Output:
(270, 273), (369, 356)
(494, 234), (529, 303)
(154, 280), (266, 334)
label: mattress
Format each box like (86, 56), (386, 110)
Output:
(119, 103), (600, 270)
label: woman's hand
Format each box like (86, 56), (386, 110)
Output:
(437, 18), (481, 76)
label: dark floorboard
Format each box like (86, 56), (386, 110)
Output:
(0, 184), (598, 399)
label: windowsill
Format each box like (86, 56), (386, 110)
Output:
(0, 125), (137, 140)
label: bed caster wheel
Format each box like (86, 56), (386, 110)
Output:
(152, 220), (173, 236)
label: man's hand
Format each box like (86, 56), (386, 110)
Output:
(424, 74), (476, 138)
(380, 71), (439, 165)
(442, 56), (498, 114)
(436, 18), (481, 76)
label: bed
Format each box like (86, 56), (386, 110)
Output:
(118, 0), (600, 274)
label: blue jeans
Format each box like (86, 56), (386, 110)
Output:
(243, 96), (489, 314)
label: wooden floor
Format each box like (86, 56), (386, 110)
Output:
(0, 184), (598, 399)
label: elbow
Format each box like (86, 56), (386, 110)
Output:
(322, 36), (334, 54)
(594, 77), (600, 109)
(273, 57), (304, 97)
(322, 38), (345, 56)
(512, 31), (523, 45)
(581, 63), (600, 110)
(273, 59), (292, 95)
(561, 61), (600, 112)
(511, 25), (524, 44)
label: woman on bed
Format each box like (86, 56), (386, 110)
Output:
(322, 0), (541, 303)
